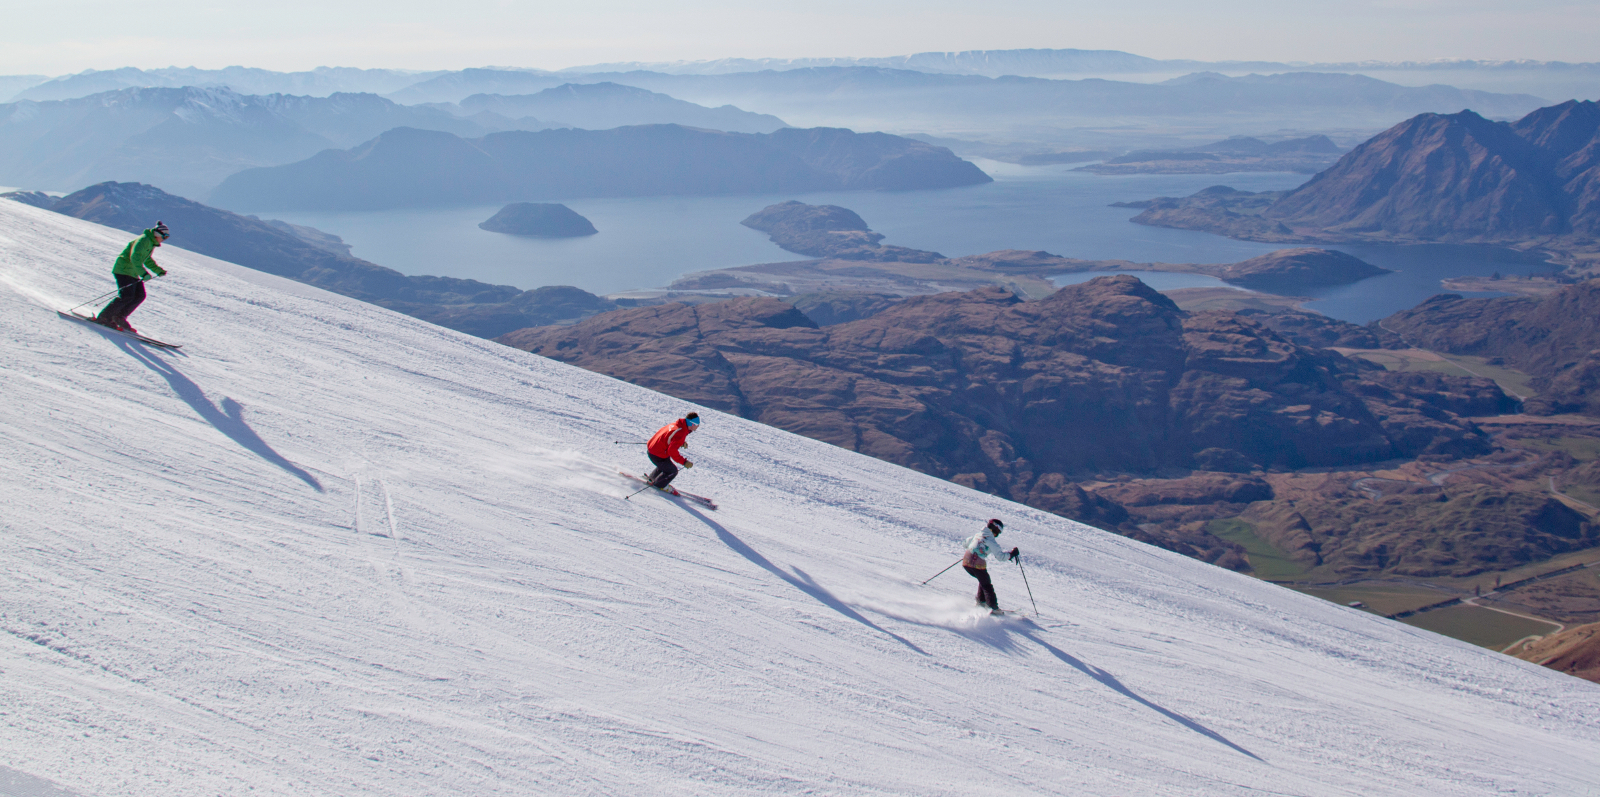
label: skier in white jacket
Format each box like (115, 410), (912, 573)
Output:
(963, 518), (1019, 613)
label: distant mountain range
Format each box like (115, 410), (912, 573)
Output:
(4, 58), (1566, 153)
(210, 125), (992, 211)
(14, 50), (1598, 104)
(7, 66), (450, 103)
(383, 68), (1547, 140)
(1075, 134), (1344, 175)
(0, 84), (795, 196)
(456, 82), (787, 134)
(0, 87), (493, 195)
(562, 49), (1600, 81)
(1126, 100), (1600, 259)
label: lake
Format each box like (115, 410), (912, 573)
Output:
(253, 161), (1558, 325)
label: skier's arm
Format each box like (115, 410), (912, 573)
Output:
(140, 238), (166, 277)
(131, 236), (163, 278)
(669, 428), (690, 465)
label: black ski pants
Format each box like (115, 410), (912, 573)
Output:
(647, 452), (679, 489)
(964, 565), (999, 610)
(99, 274), (146, 323)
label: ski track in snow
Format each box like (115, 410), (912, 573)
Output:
(1, 200), (1597, 796)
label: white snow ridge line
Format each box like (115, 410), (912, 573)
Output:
(0, 199), (1596, 796)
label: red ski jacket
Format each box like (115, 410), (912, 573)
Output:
(647, 418), (694, 464)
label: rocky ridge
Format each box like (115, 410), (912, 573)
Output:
(1382, 279), (1600, 416)
(1122, 101), (1600, 269)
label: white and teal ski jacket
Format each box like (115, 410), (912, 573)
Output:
(961, 527), (1007, 570)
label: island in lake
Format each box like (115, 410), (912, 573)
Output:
(480, 203), (598, 237)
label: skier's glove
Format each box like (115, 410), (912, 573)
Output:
(683, 460), (694, 468)
(1008, 548), (1020, 562)
(149, 267), (167, 278)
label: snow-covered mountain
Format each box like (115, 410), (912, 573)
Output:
(1, 199), (1596, 796)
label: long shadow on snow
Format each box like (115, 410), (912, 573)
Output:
(114, 338), (323, 492)
(1015, 626), (1263, 761)
(678, 502), (927, 655)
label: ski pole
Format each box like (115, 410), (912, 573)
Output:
(68, 287), (125, 314)
(67, 273), (161, 314)
(1016, 558), (1039, 615)
(624, 483), (655, 501)
(920, 557), (964, 585)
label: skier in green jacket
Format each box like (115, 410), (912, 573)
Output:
(96, 221), (169, 333)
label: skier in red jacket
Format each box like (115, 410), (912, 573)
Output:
(646, 412), (699, 489)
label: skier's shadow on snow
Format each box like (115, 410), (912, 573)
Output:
(680, 503), (927, 656)
(1016, 628), (1262, 761)
(115, 339), (323, 492)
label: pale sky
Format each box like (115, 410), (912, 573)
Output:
(5, 0), (1598, 76)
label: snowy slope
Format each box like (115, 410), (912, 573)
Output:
(0, 200), (1596, 797)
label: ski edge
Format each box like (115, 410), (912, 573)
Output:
(57, 310), (182, 349)
(619, 472), (717, 510)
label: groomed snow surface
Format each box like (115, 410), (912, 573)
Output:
(1, 200), (1597, 797)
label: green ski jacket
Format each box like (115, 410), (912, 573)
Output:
(112, 230), (167, 279)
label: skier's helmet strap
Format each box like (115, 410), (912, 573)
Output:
(987, 518), (1004, 534)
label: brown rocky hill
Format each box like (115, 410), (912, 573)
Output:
(740, 200), (945, 262)
(1218, 247), (1390, 290)
(1382, 279), (1600, 415)
(35, 182), (615, 338)
(502, 277), (1512, 560)
(1267, 108), (1571, 241)
(1513, 622), (1600, 683)
(1127, 101), (1600, 259)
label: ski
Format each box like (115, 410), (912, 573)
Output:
(619, 471), (718, 510)
(57, 310), (181, 349)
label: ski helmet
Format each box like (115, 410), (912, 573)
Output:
(987, 518), (1004, 534)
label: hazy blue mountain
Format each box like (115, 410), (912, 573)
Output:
(386, 67), (1545, 143)
(0, 87), (334, 195)
(559, 49), (1600, 99)
(260, 92), (488, 145)
(0, 75), (49, 103)
(0, 87), (493, 195)
(385, 68), (568, 105)
(458, 82), (787, 133)
(600, 68), (1546, 127)
(16, 66), (448, 102)
(566, 49), (1282, 78)
(211, 125), (992, 211)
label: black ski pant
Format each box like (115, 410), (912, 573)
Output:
(646, 452), (679, 489)
(964, 565), (999, 610)
(98, 274), (146, 324)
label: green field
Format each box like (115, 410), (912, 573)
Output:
(1400, 604), (1561, 650)
(1566, 485), (1600, 507)
(1441, 355), (1537, 399)
(1516, 435), (1600, 461)
(1207, 518), (1308, 580)
(1343, 349), (1536, 399)
(1295, 584), (1451, 617)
